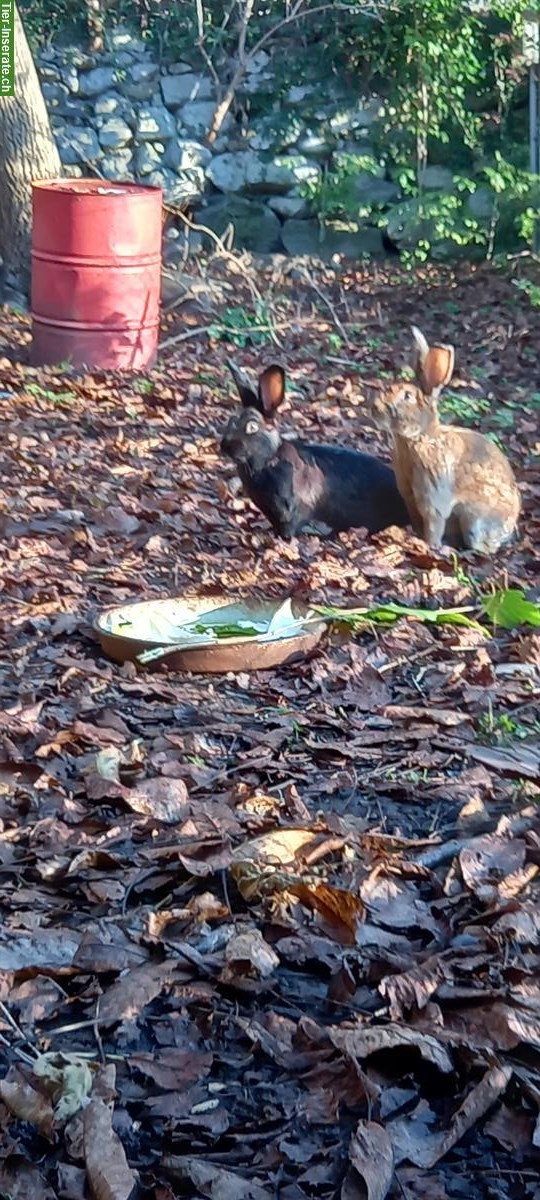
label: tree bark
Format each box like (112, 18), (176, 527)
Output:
(0, 4), (62, 298)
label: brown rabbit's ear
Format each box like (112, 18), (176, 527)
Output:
(411, 327), (454, 394)
(258, 365), (285, 417)
(411, 325), (430, 368)
(422, 344), (455, 393)
(227, 359), (259, 410)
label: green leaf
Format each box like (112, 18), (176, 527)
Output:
(314, 602), (486, 633)
(481, 589), (540, 630)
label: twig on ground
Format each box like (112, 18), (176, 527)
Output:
(160, 319), (295, 352)
(414, 804), (540, 870)
(166, 206), (281, 344)
(0, 1031), (36, 1066)
(300, 269), (352, 347)
(0, 1000), (39, 1060)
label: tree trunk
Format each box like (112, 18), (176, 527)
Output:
(0, 4), (62, 299)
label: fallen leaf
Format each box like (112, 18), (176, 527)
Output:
(83, 1096), (137, 1200)
(0, 1156), (57, 1200)
(33, 1052), (93, 1121)
(329, 1024), (454, 1074)
(343, 1120), (394, 1200)
(162, 1156), (272, 1199)
(221, 930), (279, 981)
(96, 962), (179, 1025)
(389, 1064), (512, 1168)
(0, 1067), (55, 1138)
(288, 881), (366, 944)
(122, 776), (189, 823)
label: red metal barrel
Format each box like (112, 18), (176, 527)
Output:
(31, 179), (162, 371)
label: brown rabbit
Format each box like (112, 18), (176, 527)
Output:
(372, 327), (521, 553)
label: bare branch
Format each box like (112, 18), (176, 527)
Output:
(194, 0), (222, 93)
(205, 1), (383, 145)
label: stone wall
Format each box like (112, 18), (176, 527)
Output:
(38, 25), (493, 262)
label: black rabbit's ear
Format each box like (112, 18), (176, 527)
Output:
(227, 359), (260, 409)
(258, 365), (285, 417)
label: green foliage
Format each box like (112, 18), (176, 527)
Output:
(476, 709), (539, 744)
(370, 0), (486, 152)
(439, 390), (491, 424)
(318, 589), (540, 637)
(25, 382), (76, 406)
(514, 278), (540, 309)
(481, 589), (540, 630)
(208, 302), (274, 348)
(20, 0), (540, 262)
(302, 153), (383, 222)
(315, 601), (485, 632)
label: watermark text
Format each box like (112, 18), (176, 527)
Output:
(1, 0), (14, 97)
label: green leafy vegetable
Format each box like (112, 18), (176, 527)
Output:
(314, 602), (486, 632)
(193, 622), (263, 639)
(481, 589), (540, 630)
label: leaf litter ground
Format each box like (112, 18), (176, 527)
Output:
(0, 256), (539, 1200)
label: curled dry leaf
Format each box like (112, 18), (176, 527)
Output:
(459, 834), (526, 900)
(221, 930), (279, 981)
(389, 1063), (512, 1168)
(162, 1156), (272, 1199)
(287, 881), (366, 945)
(0, 1156), (57, 1200)
(343, 1120), (394, 1200)
(329, 1024), (454, 1073)
(96, 961), (179, 1025)
(230, 827), (329, 871)
(121, 776), (189, 824)
(0, 1067), (55, 1139)
(83, 1096), (137, 1200)
(32, 1052), (93, 1121)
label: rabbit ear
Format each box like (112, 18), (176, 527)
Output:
(411, 327), (454, 395)
(258, 365), (285, 417)
(423, 344), (455, 393)
(411, 325), (430, 368)
(227, 359), (259, 409)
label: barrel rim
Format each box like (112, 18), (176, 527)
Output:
(32, 315), (160, 333)
(32, 178), (163, 201)
(31, 250), (161, 267)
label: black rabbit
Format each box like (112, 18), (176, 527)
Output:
(220, 362), (409, 539)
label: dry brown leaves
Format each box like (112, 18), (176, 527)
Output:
(0, 259), (539, 1198)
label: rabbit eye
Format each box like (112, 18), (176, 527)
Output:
(245, 419), (259, 435)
